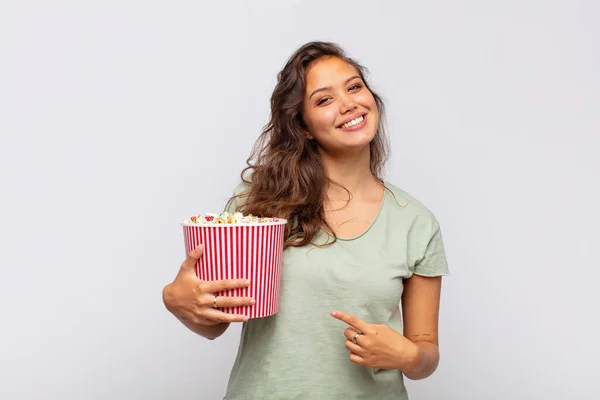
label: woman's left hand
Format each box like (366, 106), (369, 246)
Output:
(331, 310), (418, 371)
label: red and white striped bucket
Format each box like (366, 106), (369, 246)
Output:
(181, 221), (287, 319)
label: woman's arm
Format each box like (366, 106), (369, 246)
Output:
(162, 283), (230, 340)
(401, 274), (443, 380)
(177, 317), (230, 340)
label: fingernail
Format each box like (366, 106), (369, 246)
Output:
(250, 299), (256, 305)
(243, 316), (249, 321)
(245, 280), (250, 285)
(331, 311), (337, 317)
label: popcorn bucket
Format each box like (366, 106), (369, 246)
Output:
(181, 220), (287, 319)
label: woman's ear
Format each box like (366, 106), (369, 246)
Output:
(300, 118), (313, 140)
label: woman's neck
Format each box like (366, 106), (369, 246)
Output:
(321, 148), (382, 202)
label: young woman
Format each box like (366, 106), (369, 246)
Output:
(163, 41), (450, 399)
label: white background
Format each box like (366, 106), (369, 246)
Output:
(1, 1), (599, 399)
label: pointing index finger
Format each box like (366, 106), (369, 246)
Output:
(331, 310), (368, 332)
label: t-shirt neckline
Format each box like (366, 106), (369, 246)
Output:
(335, 183), (388, 242)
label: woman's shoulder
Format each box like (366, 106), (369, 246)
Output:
(225, 180), (252, 212)
(383, 180), (440, 227)
(383, 181), (450, 276)
(232, 180), (252, 196)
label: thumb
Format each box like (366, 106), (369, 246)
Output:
(182, 244), (204, 272)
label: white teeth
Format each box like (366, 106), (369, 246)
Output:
(341, 115), (364, 129)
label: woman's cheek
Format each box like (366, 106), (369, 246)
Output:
(321, 108), (338, 129)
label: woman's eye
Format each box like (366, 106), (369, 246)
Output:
(317, 98), (329, 105)
(349, 84), (362, 91)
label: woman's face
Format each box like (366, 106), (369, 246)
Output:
(302, 56), (378, 156)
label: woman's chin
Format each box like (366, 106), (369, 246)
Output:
(339, 132), (377, 149)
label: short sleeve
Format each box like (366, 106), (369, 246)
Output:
(410, 218), (450, 277)
(223, 181), (250, 214)
(224, 194), (239, 214)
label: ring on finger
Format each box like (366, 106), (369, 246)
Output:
(213, 295), (218, 309)
(352, 330), (362, 345)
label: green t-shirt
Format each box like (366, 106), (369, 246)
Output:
(223, 181), (450, 399)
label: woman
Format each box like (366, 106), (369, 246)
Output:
(163, 41), (450, 399)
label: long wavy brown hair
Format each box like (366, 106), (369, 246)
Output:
(228, 41), (390, 248)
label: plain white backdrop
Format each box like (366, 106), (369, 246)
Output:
(1, 1), (599, 399)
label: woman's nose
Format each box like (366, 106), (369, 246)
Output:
(339, 94), (357, 114)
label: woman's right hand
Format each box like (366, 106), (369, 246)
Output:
(162, 244), (255, 326)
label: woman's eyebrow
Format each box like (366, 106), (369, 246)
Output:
(308, 75), (361, 99)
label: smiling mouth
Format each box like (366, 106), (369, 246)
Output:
(338, 114), (367, 131)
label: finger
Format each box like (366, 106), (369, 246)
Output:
(349, 353), (366, 366)
(210, 294), (255, 309)
(182, 245), (204, 272)
(344, 327), (363, 344)
(204, 279), (251, 293)
(204, 308), (249, 323)
(344, 340), (366, 356)
(331, 310), (369, 333)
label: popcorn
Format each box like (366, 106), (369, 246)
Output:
(183, 211), (281, 225)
